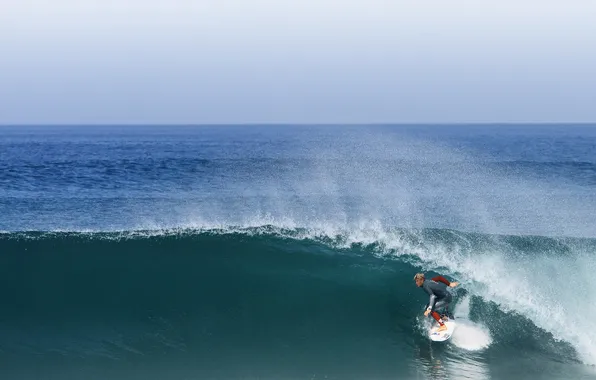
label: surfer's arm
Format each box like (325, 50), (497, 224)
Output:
(432, 276), (459, 288)
(432, 276), (451, 286)
(427, 294), (437, 311)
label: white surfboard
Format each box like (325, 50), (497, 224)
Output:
(429, 320), (456, 342)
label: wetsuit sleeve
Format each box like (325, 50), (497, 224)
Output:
(428, 293), (437, 311)
(423, 283), (437, 311)
(431, 276), (451, 286)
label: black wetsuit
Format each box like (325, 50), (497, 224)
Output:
(422, 276), (453, 316)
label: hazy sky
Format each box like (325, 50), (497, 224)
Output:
(1, 0), (595, 124)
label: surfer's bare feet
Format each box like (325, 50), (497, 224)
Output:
(437, 324), (448, 332)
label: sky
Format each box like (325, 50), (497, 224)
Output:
(0, 0), (595, 124)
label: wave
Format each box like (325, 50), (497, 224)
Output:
(1, 225), (594, 369)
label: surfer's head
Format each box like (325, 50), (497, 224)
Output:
(414, 273), (425, 287)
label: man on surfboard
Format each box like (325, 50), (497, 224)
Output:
(414, 273), (459, 332)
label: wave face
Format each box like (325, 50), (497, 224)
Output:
(1, 228), (595, 380)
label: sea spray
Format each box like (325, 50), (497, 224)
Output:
(451, 296), (493, 351)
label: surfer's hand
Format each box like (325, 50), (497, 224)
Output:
(449, 282), (459, 288)
(424, 309), (431, 317)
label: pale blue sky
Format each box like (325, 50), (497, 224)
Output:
(1, 0), (595, 124)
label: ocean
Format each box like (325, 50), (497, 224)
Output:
(1, 124), (595, 379)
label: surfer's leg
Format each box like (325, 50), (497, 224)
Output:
(432, 311), (448, 332)
(433, 299), (447, 319)
(436, 295), (454, 320)
(440, 303), (451, 321)
(445, 293), (454, 319)
(431, 311), (444, 326)
(424, 304), (443, 326)
(433, 298), (453, 323)
(445, 304), (454, 320)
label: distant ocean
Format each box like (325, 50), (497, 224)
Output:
(1, 124), (595, 380)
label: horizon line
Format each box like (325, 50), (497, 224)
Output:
(1, 122), (596, 127)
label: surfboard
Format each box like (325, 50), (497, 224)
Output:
(429, 320), (456, 342)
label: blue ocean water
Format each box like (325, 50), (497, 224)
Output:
(1, 124), (596, 379)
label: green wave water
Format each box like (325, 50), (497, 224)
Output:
(1, 227), (594, 380)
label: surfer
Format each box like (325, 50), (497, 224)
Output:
(414, 273), (459, 332)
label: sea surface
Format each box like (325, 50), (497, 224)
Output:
(1, 124), (595, 380)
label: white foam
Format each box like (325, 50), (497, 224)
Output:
(451, 320), (493, 351)
(449, 296), (493, 351)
